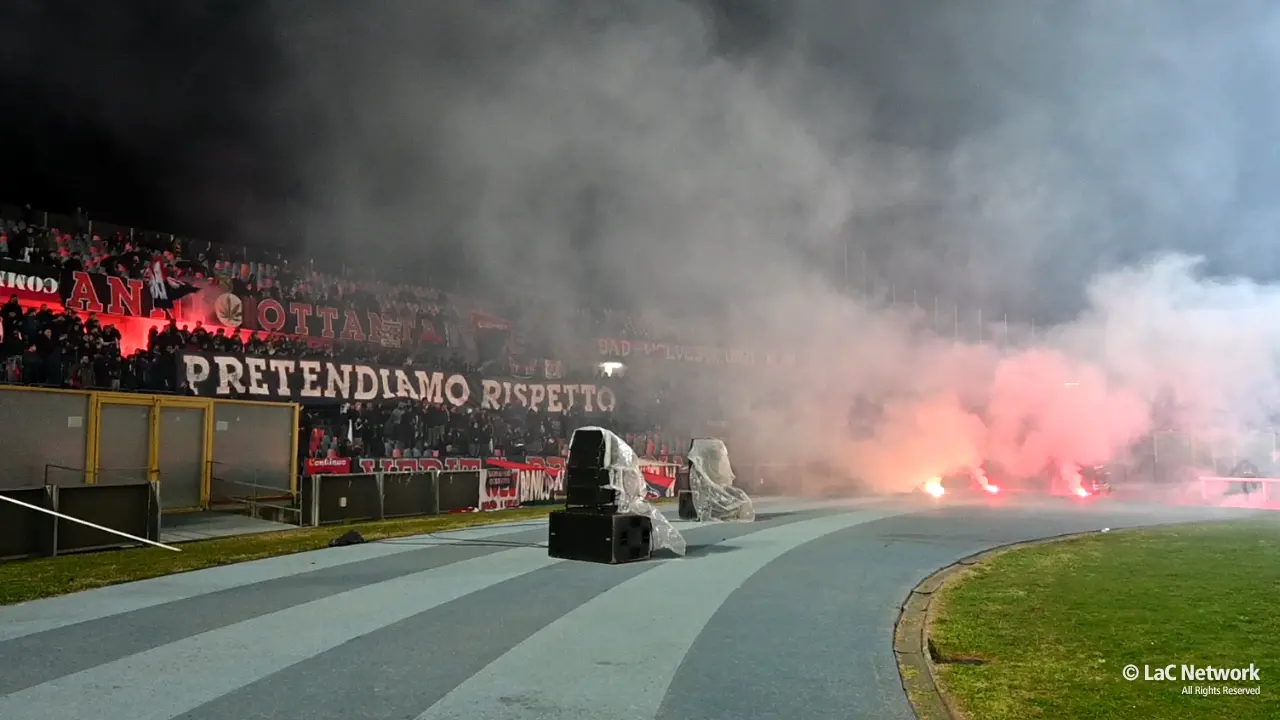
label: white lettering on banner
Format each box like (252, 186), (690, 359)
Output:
(479, 379), (615, 413)
(308, 458), (350, 470)
(479, 469), (520, 511)
(597, 338), (795, 366)
(182, 354), (211, 386)
(181, 352), (618, 411)
(214, 356), (246, 395)
(245, 357), (270, 396)
(351, 455), (677, 511)
(445, 374), (470, 406)
(360, 457), (488, 474)
(351, 455), (684, 481)
(0, 272), (58, 296)
(517, 468), (562, 504)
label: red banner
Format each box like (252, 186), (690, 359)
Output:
(347, 455), (680, 498)
(305, 455), (681, 487)
(471, 310), (511, 331)
(305, 457), (352, 475)
(354, 455), (554, 474)
(596, 337), (795, 366)
(61, 269), (170, 318)
(0, 261), (62, 304)
(181, 281), (444, 346)
(641, 468), (675, 490)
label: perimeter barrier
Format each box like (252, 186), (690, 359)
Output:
(1199, 476), (1277, 503)
(0, 481), (161, 559)
(302, 471), (482, 526)
(298, 459), (786, 527)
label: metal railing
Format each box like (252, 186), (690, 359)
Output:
(210, 476), (302, 525)
(42, 464), (151, 486)
(1199, 476), (1276, 504)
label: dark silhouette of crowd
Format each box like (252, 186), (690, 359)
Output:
(1, 299), (129, 389)
(0, 297), (476, 394)
(303, 400), (686, 464)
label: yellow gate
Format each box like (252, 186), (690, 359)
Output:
(87, 393), (214, 512)
(0, 389), (298, 514)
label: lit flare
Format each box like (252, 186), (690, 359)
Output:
(924, 478), (945, 498)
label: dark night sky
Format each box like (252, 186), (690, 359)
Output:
(5, 0), (1280, 320)
(0, 0), (777, 270)
(0, 1), (285, 246)
(0, 0), (790, 295)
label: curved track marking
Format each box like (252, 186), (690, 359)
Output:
(0, 528), (556, 695)
(0, 548), (561, 720)
(0, 522), (550, 643)
(0, 497), (1264, 720)
(414, 508), (907, 720)
(169, 505), (876, 720)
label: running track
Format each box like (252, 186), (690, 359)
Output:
(0, 496), (1260, 720)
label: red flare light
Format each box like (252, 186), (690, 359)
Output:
(984, 484), (1000, 495)
(1075, 487), (1091, 498)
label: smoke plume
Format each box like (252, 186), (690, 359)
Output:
(255, 0), (1280, 493)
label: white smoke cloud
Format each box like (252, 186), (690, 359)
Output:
(259, 1), (1280, 494)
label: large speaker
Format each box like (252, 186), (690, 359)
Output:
(548, 510), (652, 564)
(674, 465), (690, 493)
(567, 428), (608, 470)
(564, 469), (616, 508)
(564, 429), (616, 509)
(677, 490), (697, 520)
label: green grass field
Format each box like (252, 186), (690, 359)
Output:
(928, 520), (1280, 720)
(0, 507), (561, 606)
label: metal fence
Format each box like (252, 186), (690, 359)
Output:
(1124, 430), (1278, 484)
(0, 481), (161, 559)
(302, 470), (481, 526)
(0, 386), (298, 513)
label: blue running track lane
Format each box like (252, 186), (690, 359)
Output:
(0, 496), (1261, 720)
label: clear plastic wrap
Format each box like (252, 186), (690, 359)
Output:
(570, 426), (687, 556)
(688, 438), (756, 523)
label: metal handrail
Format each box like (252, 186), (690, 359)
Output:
(43, 463), (151, 485)
(210, 476), (302, 524)
(211, 477), (296, 496)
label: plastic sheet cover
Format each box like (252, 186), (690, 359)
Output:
(688, 438), (756, 523)
(572, 426), (686, 556)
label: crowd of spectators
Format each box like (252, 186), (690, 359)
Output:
(0, 294), (684, 461)
(1, 204), (706, 465)
(304, 400), (686, 463)
(4, 215), (459, 341)
(0, 297), (478, 393)
(1, 298), (164, 390)
(3, 209), (701, 346)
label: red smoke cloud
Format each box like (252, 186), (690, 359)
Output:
(983, 349), (1149, 481)
(727, 256), (1280, 499)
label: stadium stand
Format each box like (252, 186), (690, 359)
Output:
(1, 205), (691, 467)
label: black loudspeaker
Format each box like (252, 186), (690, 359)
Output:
(564, 469), (616, 508)
(548, 510), (653, 564)
(677, 490), (697, 520)
(564, 428), (617, 510)
(567, 428), (608, 470)
(674, 466), (690, 493)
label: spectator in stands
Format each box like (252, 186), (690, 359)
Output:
(298, 385), (684, 465)
(0, 301), (129, 389)
(3, 204), (702, 461)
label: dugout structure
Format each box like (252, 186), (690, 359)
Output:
(0, 386), (298, 513)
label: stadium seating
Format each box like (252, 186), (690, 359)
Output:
(2, 205), (691, 466)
